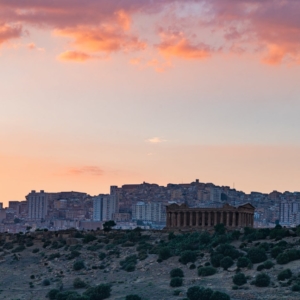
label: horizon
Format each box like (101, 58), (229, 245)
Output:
(1, 0), (300, 206)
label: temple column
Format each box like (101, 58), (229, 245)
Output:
(220, 211), (224, 224)
(232, 212), (236, 227)
(171, 212), (175, 227)
(226, 212), (230, 226)
(189, 211), (193, 226)
(196, 211), (199, 227)
(177, 212), (181, 227)
(202, 211), (205, 227)
(167, 213), (171, 227)
(208, 211), (211, 227)
(183, 212), (187, 227)
(238, 212), (242, 227)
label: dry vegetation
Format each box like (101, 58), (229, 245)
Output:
(1, 224), (300, 300)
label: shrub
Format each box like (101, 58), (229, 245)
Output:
(99, 252), (106, 260)
(198, 266), (217, 277)
(292, 284), (300, 291)
(210, 291), (230, 300)
(170, 268), (184, 278)
(170, 277), (183, 287)
(48, 253), (60, 260)
(263, 260), (274, 269)
(254, 273), (270, 287)
(32, 248), (39, 253)
(83, 284), (111, 300)
(83, 234), (97, 244)
(73, 260), (85, 271)
(179, 250), (197, 264)
(159, 247), (171, 260)
(276, 253), (290, 265)
(12, 245), (26, 253)
(210, 253), (224, 268)
(271, 246), (282, 259)
(256, 264), (265, 271)
(68, 250), (81, 260)
(120, 255), (137, 272)
(42, 279), (51, 286)
(277, 269), (292, 281)
(214, 223), (226, 235)
(247, 247), (267, 264)
(237, 257), (251, 268)
(30, 275), (35, 279)
(216, 244), (240, 259)
(187, 286), (213, 300)
(55, 291), (80, 300)
(126, 295), (142, 300)
(233, 273), (247, 286)
(73, 277), (86, 288)
(220, 256), (234, 270)
(47, 289), (59, 300)
(189, 264), (196, 270)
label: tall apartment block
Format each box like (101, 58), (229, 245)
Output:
(26, 190), (48, 221)
(93, 194), (118, 221)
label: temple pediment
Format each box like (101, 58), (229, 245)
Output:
(238, 203), (255, 211)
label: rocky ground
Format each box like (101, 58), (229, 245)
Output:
(0, 228), (300, 300)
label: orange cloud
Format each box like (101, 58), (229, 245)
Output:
(58, 50), (93, 62)
(157, 30), (213, 60)
(55, 26), (146, 55)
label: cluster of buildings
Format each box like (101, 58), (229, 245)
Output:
(0, 179), (300, 232)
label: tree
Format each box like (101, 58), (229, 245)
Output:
(170, 277), (183, 287)
(247, 247), (267, 264)
(233, 273), (247, 286)
(187, 286), (213, 300)
(210, 291), (230, 300)
(84, 284), (111, 300)
(73, 260), (85, 271)
(277, 269), (292, 281)
(103, 220), (116, 232)
(254, 273), (270, 287)
(179, 250), (197, 264)
(214, 223), (226, 235)
(170, 268), (184, 278)
(220, 256), (234, 270)
(198, 267), (217, 276)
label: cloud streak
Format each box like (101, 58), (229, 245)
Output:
(68, 166), (104, 176)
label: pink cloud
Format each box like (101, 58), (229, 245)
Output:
(0, 23), (23, 45)
(68, 166), (104, 176)
(0, 1), (299, 64)
(58, 50), (93, 62)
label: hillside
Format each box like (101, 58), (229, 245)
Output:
(1, 225), (300, 300)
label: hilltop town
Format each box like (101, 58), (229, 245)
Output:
(1, 180), (300, 233)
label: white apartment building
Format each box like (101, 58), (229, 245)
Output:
(132, 201), (166, 223)
(26, 190), (48, 220)
(93, 194), (118, 221)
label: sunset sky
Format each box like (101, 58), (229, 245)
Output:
(1, 0), (300, 205)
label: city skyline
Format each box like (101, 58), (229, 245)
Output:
(1, 0), (300, 205)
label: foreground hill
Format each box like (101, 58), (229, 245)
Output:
(1, 225), (300, 300)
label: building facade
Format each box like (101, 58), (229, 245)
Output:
(166, 203), (255, 229)
(26, 190), (48, 221)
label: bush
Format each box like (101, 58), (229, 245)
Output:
(233, 273), (247, 286)
(48, 253), (60, 260)
(254, 273), (270, 287)
(68, 250), (81, 260)
(263, 260), (274, 269)
(277, 269), (292, 281)
(179, 250), (197, 264)
(170, 268), (184, 278)
(83, 234), (97, 244)
(220, 256), (234, 270)
(73, 277), (86, 288)
(189, 264), (196, 270)
(73, 260), (85, 271)
(271, 246), (283, 259)
(99, 252), (106, 260)
(247, 247), (267, 264)
(32, 248), (39, 253)
(126, 295), (142, 300)
(47, 289), (59, 300)
(187, 286), (213, 300)
(159, 247), (171, 260)
(292, 284), (300, 291)
(237, 257), (251, 268)
(210, 291), (230, 300)
(214, 223), (226, 235)
(120, 255), (137, 272)
(198, 266), (217, 277)
(277, 253), (290, 265)
(83, 284), (111, 300)
(42, 279), (51, 286)
(210, 253), (224, 268)
(216, 244), (240, 260)
(12, 245), (26, 253)
(256, 264), (265, 271)
(170, 277), (183, 287)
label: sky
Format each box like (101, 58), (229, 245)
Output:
(1, 0), (300, 205)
